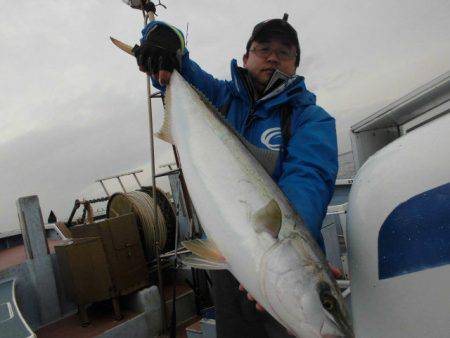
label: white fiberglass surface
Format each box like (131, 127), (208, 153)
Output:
(348, 113), (450, 337)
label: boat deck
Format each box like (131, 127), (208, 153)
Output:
(0, 239), (65, 271)
(36, 302), (140, 338)
(34, 283), (198, 338)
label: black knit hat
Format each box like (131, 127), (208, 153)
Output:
(246, 13), (300, 66)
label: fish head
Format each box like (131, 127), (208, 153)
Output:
(260, 234), (354, 337)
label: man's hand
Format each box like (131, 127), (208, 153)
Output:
(238, 284), (265, 312)
(133, 44), (177, 85)
(329, 264), (343, 279)
(134, 22), (184, 85)
(150, 70), (172, 87)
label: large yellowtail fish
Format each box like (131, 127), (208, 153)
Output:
(112, 37), (353, 337)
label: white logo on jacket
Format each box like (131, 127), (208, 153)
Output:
(261, 127), (281, 151)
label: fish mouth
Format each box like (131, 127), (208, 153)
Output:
(317, 281), (354, 338)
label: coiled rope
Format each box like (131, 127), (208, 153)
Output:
(107, 190), (167, 259)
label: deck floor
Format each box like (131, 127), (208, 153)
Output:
(1, 240), (199, 337)
(36, 302), (140, 338)
(0, 239), (64, 271)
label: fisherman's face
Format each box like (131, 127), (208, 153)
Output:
(243, 38), (297, 92)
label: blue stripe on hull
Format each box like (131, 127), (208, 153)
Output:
(378, 183), (450, 280)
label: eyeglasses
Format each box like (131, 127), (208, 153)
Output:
(250, 46), (296, 61)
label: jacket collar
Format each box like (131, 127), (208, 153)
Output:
(229, 59), (316, 115)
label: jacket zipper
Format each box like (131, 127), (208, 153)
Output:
(235, 66), (260, 133)
(245, 105), (256, 132)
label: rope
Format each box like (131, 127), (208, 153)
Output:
(107, 191), (167, 259)
(127, 191), (167, 257)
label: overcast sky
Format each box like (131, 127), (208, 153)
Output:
(1, 0), (449, 232)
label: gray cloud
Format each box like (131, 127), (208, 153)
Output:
(1, 0), (450, 231)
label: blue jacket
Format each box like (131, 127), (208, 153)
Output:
(144, 23), (338, 246)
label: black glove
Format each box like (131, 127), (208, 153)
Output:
(133, 24), (183, 74)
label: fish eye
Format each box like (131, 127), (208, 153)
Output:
(316, 281), (337, 311)
(321, 294), (336, 312)
(316, 281), (354, 337)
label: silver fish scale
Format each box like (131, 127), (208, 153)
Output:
(190, 84), (279, 175)
(260, 238), (327, 336)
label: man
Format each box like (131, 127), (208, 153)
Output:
(134, 14), (338, 337)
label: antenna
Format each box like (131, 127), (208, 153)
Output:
(185, 22), (189, 47)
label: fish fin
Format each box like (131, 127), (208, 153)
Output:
(110, 37), (135, 56)
(180, 253), (229, 270)
(181, 239), (226, 263)
(252, 199), (282, 238)
(155, 105), (175, 144)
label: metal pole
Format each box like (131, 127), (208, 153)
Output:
(155, 241), (167, 333)
(170, 173), (181, 338)
(142, 9), (159, 251)
(142, 7), (167, 333)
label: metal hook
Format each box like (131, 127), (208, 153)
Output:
(155, 0), (167, 9)
(141, 1), (166, 20)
